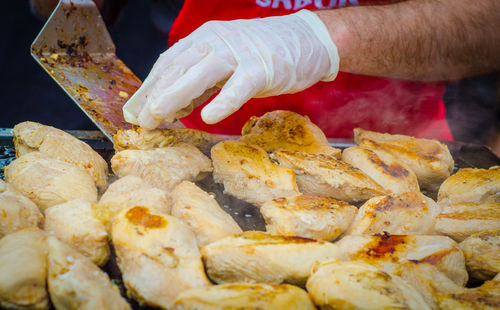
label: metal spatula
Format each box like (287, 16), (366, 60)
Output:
(31, 0), (140, 141)
(32, 0), (219, 141)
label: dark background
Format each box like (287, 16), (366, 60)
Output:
(1, 1), (499, 149)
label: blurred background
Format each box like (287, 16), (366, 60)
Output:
(1, 0), (499, 155)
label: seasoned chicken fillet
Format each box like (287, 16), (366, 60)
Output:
(342, 146), (419, 194)
(47, 236), (130, 310)
(335, 234), (468, 286)
(172, 181), (242, 247)
(438, 166), (500, 206)
(211, 141), (299, 206)
(347, 191), (440, 235)
(13, 121), (108, 190)
(44, 199), (109, 266)
(0, 179), (43, 238)
(173, 283), (315, 310)
(459, 231), (500, 280)
(354, 128), (454, 192)
(434, 202), (500, 242)
(240, 110), (341, 157)
(0, 228), (48, 310)
(112, 206), (210, 309)
(397, 262), (500, 310)
(4, 152), (97, 211)
(94, 175), (171, 229)
(271, 150), (385, 203)
(113, 127), (223, 155)
(111, 143), (212, 192)
(306, 260), (430, 310)
(260, 194), (357, 241)
(201, 231), (344, 286)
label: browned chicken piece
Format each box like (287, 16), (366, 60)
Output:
(44, 199), (109, 266)
(346, 191), (440, 235)
(0, 228), (48, 310)
(335, 234), (468, 286)
(438, 166), (500, 206)
(260, 194), (357, 241)
(396, 262), (500, 310)
(354, 128), (454, 192)
(173, 283), (316, 310)
(271, 150), (386, 203)
(239, 110), (341, 157)
(201, 231), (344, 286)
(4, 152), (98, 212)
(459, 231), (500, 280)
(306, 260), (430, 310)
(13, 121), (108, 190)
(211, 141), (299, 206)
(342, 146), (420, 194)
(113, 126), (223, 155)
(47, 236), (131, 310)
(94, 175), (171, 229)
(172, 181), (242, 247)
(111, 143), (212, 192)
(112, 206), (211, 309)
(434, 202), (500, 242)
(0, 179), (43, 238)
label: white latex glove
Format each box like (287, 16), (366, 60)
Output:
(123, 9), (339, 129)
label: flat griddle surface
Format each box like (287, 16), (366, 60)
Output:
(1, 129), (499, 309)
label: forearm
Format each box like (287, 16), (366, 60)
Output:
(316, 0), (500, 81)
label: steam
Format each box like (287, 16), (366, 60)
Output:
(309, 75), (450, 140)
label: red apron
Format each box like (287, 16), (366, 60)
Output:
(169, 0), (453, 140)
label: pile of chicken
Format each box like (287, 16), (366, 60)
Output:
(1, 110), (499, 310)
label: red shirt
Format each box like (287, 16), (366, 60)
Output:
(168, 0), (453, 140)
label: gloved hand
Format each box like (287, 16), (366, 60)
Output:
(123, 9), (339, 129)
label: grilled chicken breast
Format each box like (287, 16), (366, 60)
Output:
(0, 179), (43, 238)
(397, 262), (500, 310)
(172, 181), (242, 247)
(437, 166), (500, 206)
(342, 146), (419, 194)
(459, 231), (500, 280)
(201, 231), (344, 286)
(44, 199), (109, 266)
(111, 206), (211, 309)
(113, 127), (223, 155)
(306, 260), (430, 310)
(239, 110), (341, 157)
(0, 228), (48, 310)
(4, 152), (97, 211)
(434, 202), (500, 242)
(111, 143), (212, 192)
(260, 194), (357, 241)
(347, 191), (440, 235)
(47, 236), (130, 310)
(211, 141), (299, 206)
(173, 283), (316, 310)
(271, 150), (385, 203)
(354, 128), (454, 192)
(335, 234), (468, 286)
(94, 175), (171, 229)
(13, 121), (108, 190)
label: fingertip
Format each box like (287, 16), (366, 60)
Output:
(137, 107), (161, 129)
(201, 102), (231, 124)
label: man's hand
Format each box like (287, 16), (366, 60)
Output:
(123, 10), (339, 129)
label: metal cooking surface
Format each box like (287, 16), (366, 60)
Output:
(1, 129), (499, 309)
